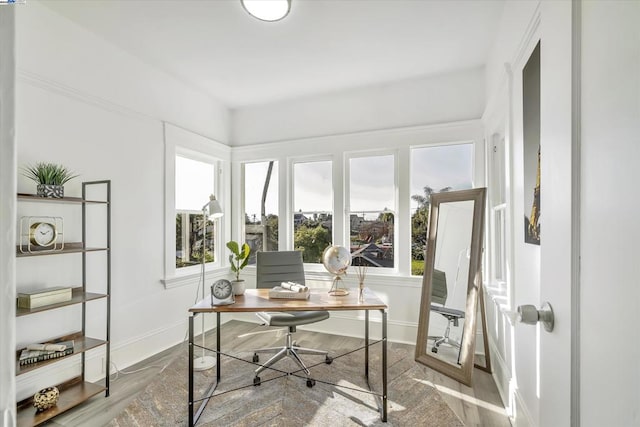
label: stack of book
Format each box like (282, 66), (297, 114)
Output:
(268, 282), (310, 300)
(18, 340), (74, 366)
(17, 286), (72, 309)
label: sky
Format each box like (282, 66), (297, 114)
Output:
(243, 143), (474, 220)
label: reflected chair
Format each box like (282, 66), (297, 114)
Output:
(252, 251), (332, 387)
(429, 269), (465, 355)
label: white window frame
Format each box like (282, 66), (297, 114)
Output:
(290, 156), (334, 270)
(345, 150), (398, 272)
(162, 123), (231, 289)
(232, 121), (484, 284)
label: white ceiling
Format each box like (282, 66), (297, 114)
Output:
(42, 0), (505, 109)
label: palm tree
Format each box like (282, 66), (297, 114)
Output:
(411, 186), (452, 210)
(410, 186), (453, 264)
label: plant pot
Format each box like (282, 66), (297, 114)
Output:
(37, 184), (64, 198)
(231, 280), (246, 296)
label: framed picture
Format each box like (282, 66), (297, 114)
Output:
(522, 42), (540, 245)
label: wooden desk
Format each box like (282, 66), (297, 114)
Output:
(188, 288), (388, 425)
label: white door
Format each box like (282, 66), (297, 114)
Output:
(537, 1), (575, 425)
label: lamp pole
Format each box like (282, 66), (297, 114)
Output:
(193, 195), (222, 371)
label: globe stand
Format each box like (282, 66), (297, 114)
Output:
(328, 275), (349, 296)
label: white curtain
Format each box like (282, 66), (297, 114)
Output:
(0, 6), (17, 426)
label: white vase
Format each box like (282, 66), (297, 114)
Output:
(232, 280), (245, 296)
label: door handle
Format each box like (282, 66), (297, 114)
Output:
(517, 302), (554, 332)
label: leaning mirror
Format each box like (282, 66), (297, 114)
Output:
(415, 188), (486, 386)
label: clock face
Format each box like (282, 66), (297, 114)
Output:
(212, 279), (233, 300)
(30, 222), (57, 247)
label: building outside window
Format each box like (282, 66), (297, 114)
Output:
(244, 161), (279, 264)
(348, 154), (395, 269)
(293, 160), (333, 263)
(410, 143), (474, 275)
(175, 154), (218, 269)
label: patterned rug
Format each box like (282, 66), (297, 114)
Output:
(108, 336), (463, 426)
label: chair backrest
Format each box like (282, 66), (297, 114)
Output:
(256, 251), (306, 289)
(431, 269), (448, 306)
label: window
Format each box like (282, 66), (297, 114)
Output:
(348, 154), (395, 269)
(489, 134), (508, 286)
(175, 154), (218, 269)
(410, 143), (474, 275)
(244, 161), (279, 264)
(293, 160), (332, 263)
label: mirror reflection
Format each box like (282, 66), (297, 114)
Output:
(427, 200), (473, 365)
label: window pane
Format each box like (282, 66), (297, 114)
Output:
(410, 144), (473, 275)
(245, 161), (279, 264)
(175, 154), (216, 269)
(349, 155), (395, 269)
(175, 155), (214, 211)
(349, 155), (394, 211)
(175, 213), (216, 268)
(350, 213), (394, 268)
(294, 161), (332, 212)
(293, 161), (332, 263)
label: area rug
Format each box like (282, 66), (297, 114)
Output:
(108, 337), (463, 426)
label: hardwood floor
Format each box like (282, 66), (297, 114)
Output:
(48, 320), (510, 426)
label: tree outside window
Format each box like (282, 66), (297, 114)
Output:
(244, 161), (279, 264)
(293, 161), (333, 263)
(175, 154), (217, 269)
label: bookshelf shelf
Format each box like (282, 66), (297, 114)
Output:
(16, 334), (107, 376)
(16, 288), (107, 317)
(16, 377), (105, 427)
(15, 181), (111, 426)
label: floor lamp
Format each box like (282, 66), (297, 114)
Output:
(193, 194), (223, 371)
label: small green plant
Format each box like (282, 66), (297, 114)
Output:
(22, 162), (78, 186)
(227, 240), (251, 281)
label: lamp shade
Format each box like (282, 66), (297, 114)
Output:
(204, 195), (223, 219)
(241, 0), (291, 22)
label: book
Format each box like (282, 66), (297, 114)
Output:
(17, 286), (72, 309)
(19, 340), (74, 365)
(269, 286), (310, 300)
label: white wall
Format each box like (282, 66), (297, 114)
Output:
(14, 1), (230, 399)
(231, 67), (485, 145)
(580, 2), (640, 425)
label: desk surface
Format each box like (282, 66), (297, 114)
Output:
(189, 288), (387, 313)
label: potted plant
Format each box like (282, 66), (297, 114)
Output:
(226, 240), (251, 295)
(22, 162), (78, 198)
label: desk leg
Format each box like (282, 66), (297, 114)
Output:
(382, 309), (388, 422)
(188, 314), (194, 426)
(216, 312), (221, 381)
(365, 310), (369, 380)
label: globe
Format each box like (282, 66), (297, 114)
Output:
(322, 245), (352, 296)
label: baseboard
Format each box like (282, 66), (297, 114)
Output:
(488, 337), (535, 427)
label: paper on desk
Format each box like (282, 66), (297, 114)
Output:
(280, 281), (309, 293)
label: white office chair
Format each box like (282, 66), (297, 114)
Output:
(252, 251), (332, 387)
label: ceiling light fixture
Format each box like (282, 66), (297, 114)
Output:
(241, 0), (291, 22)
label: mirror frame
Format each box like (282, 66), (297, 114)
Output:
(415, 188), (487, 386)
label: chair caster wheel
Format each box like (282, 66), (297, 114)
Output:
(253, 376), (261, 386)
(431, 347), (438, 353)
(306, 379), (315, 388)
(253, 353), (259, 363)
(325, 356), (333, 365)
